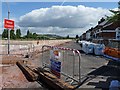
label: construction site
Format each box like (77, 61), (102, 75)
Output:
(0, 39), (120, 90)
(1, 1), (120, 90)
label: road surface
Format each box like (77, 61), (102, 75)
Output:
(3, 40), (120, 89)
(41, 40), (112, 89)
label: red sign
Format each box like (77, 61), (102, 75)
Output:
(4, 19), (14, 29)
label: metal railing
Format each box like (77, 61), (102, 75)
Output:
(41, 45), (81, 85)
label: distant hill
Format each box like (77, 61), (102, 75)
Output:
(45, 34), (64, 38)
(37, 34), (65, 40)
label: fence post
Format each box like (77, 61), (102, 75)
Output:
(77, 50), (81, 83)
(73, 51), (75, 78)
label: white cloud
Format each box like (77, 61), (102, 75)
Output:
(18, 5), (111, 28)
(21, 26), (94, 37)
(112, 8), (119, 11)
(18, 5), (112, 36)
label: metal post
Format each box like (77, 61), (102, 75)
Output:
(73, 51), (75, 78)
(78, 52), (81, 83)
(42, 46), (44, 67)
(8, 11), (10, 54)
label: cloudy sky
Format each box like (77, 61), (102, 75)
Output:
(2, 2), (118, 37)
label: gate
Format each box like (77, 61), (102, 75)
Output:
(41, 45), (81, 86)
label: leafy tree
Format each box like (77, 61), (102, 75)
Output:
(16, 29), (21, 39)
(75, 35), (79, 43)
(66, 35), (69, 39)
(76, 35), (79, 39)
(2, 29), (8, 38)
(33, 33), (37, 39)
(26, 30), (31, 38)
(107, 1), (120, 22)
(27, 30), (30, 37)
(10, 30), (16, 39)
(29, 32), (33, 38)
(26, 30), (34, 39)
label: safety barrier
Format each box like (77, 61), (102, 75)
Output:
(41, 45), (81, 86)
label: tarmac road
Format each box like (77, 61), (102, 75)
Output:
(58, 41), (108, 76)
(41, 40), (109, 88)
(57, 41), (120, 89)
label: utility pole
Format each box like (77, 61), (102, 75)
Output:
(8, 11), (10, 54)
(6, 2), (10, 54)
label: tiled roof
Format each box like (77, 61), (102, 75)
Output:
(102, 21), (120, 30)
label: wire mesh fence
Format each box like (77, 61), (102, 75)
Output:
(41, 45), (81, 86)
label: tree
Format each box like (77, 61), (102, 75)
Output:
(29, 32), (33, 38)
(26, 30), (30, 38)
(75, 35), (79, 43)
(33, 33), (37, 39)
(10, 30), (16, 39)
(76, 35), (79, 39)
(26, 30), (34, 39)
(107, 1), (120, 22)
(66, 35), (69, 39)
(2, 29), (8, 38)
(16, 29), (21, 39)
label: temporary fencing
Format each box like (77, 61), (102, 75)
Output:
(41, 45), (81, 86)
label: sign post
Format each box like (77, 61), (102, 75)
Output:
(4, 17), (14, 54)
(50, 49), (61, 78)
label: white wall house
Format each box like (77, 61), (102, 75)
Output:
(86, 31), (91, 40)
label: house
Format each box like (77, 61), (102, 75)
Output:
(81, 33), (86, 40)
(86, 30), (91, 40)
(80, 18), (120, 45)
(115, 27), (120, 40)
(92, 21), (120, 45)
(97, 21), (119, 40)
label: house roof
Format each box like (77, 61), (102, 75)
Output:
(98, 20), (109, 26)
(102, 21), (120, 30)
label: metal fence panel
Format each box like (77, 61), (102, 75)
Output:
(41, 45), (81, 86)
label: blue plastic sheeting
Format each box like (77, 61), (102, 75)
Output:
(109, 80), (120, 90)
(103, 54), (120, 62)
